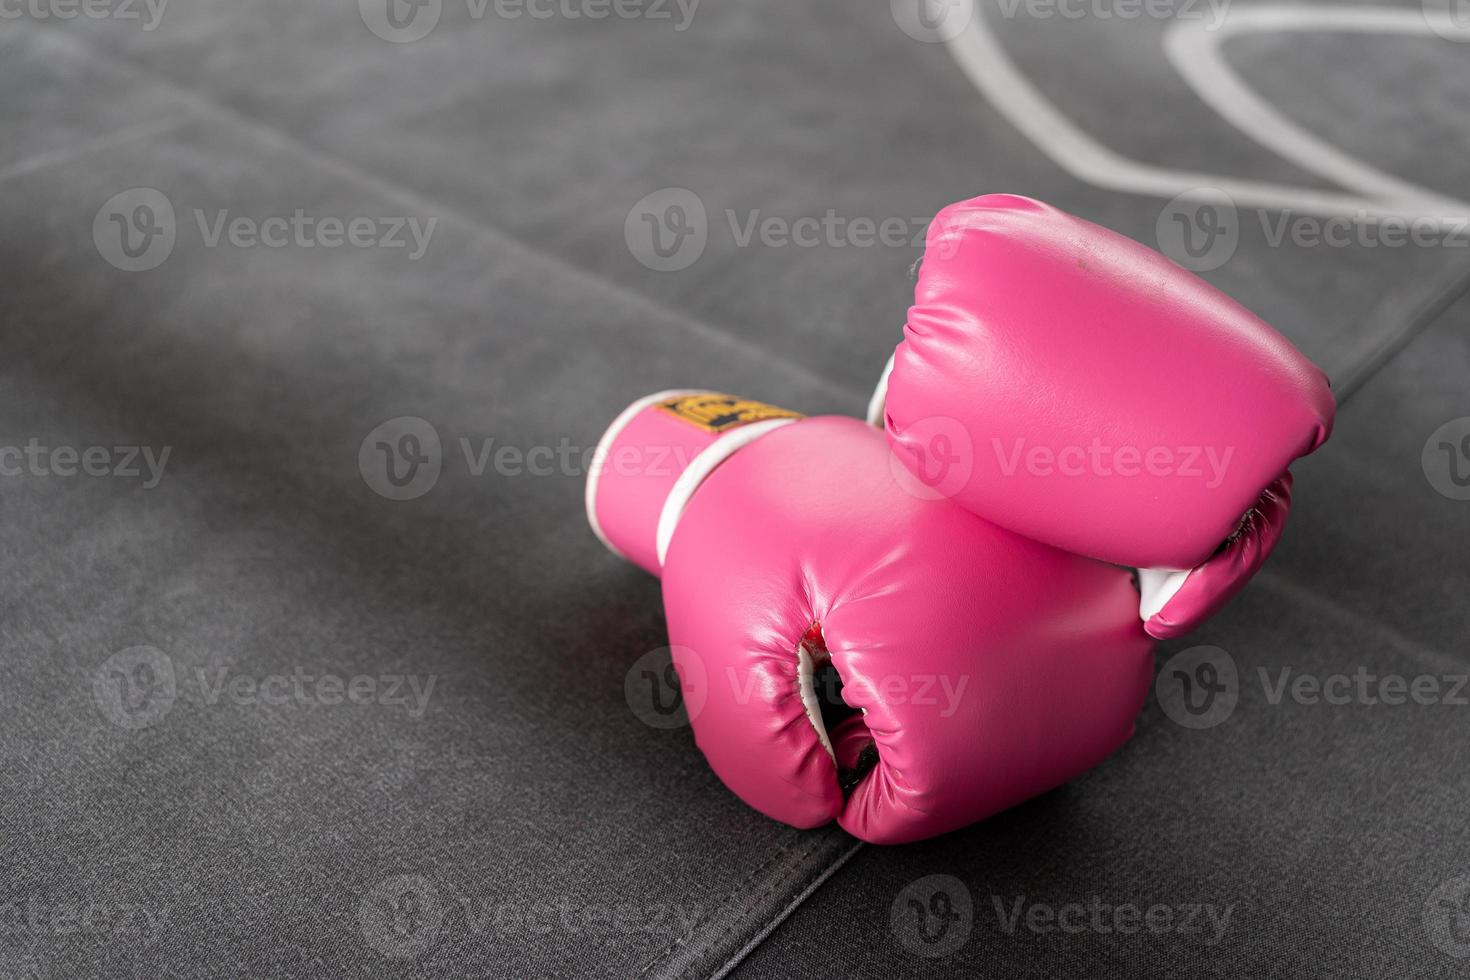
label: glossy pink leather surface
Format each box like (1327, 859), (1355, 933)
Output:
(590, 396), (722, 576)
(885, 194), (1336, 577)
(660, 415), (1154, 844)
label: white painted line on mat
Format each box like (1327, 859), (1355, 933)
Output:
(944, 5), (1470, 224)
(1165, 5), (1470, 216)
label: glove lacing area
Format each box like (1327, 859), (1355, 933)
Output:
(1137, 471), (1294, 632)
(795, 623), (880, 799)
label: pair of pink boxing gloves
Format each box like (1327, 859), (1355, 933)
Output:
(586, 195), (1336, 844)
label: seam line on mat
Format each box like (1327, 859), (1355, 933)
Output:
(707, 838), (865, 980)
(634, 835), (823, 979)
(1332, 262), (1470, 404)
(0, 113), (196, 187)
(1249, 261), (1470, 670)
(683, 838), (830, 972)
(686, 271), (1470, 974)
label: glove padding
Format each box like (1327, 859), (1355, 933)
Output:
(877, 194), (1335, 638)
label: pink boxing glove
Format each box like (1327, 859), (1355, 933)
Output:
(871, 194), (1336, 640)
(587, 390), (1153, 845)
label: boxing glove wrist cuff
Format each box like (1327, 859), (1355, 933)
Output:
(586, 391), (802, 576)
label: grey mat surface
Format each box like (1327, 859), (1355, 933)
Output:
(1, 2), (1467, 977)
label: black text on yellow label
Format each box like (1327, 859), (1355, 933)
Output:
(657, 394), (803, 433)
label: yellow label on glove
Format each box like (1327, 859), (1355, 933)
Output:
(657, 393), (803, 433)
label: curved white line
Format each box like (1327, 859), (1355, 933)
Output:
(1165, 6), (1470, 216)
(945, 5), (1470, 224)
